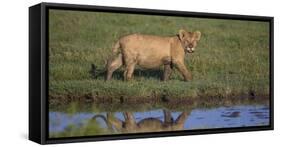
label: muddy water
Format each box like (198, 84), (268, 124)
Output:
(49, 104), (269, 136)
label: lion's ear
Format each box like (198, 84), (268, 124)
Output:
(194, 31), (201, 41)
(179, 29), (186, 41)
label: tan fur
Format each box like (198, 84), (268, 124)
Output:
(106, 29), (201, 81)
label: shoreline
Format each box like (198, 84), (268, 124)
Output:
(49, 93), (270, 108)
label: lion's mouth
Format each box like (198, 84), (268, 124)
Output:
(185, 48), (194, 53)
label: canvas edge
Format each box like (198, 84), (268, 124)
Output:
(28, 2), (274, 145)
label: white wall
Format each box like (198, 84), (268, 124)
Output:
(0, 0), (279, 146)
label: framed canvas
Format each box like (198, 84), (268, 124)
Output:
(29, 2), (274, 144)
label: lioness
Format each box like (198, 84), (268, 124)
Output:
(106, 29), (201, 81)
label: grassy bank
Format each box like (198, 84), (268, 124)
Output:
(49, 10), (270, 103)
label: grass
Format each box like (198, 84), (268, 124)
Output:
(48, 9), (270, 104)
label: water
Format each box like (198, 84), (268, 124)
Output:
(49, 104), (269, 136)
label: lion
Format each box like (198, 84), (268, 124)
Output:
(106, 29), (201, 81)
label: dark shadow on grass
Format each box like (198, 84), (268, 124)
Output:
(113, 69), (164, 80)
(90, 64), (164, 80)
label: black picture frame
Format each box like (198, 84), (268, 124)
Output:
(29, 2), (274, 144)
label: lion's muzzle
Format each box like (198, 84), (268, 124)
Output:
(186, 48), (195, 53)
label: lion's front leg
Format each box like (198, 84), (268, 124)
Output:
(174, 61), (192, 81)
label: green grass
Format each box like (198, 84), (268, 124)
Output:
(49, 10), (270, 103)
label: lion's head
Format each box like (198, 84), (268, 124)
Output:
(178, 29), (201, 53)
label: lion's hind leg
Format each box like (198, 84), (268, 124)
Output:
(123, 56), (136, 81)
(106, 54), (123, 80)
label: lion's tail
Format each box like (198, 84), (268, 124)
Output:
(112, 40), (120, 54)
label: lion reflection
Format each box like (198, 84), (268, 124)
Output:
(92, 110), (190, 133)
